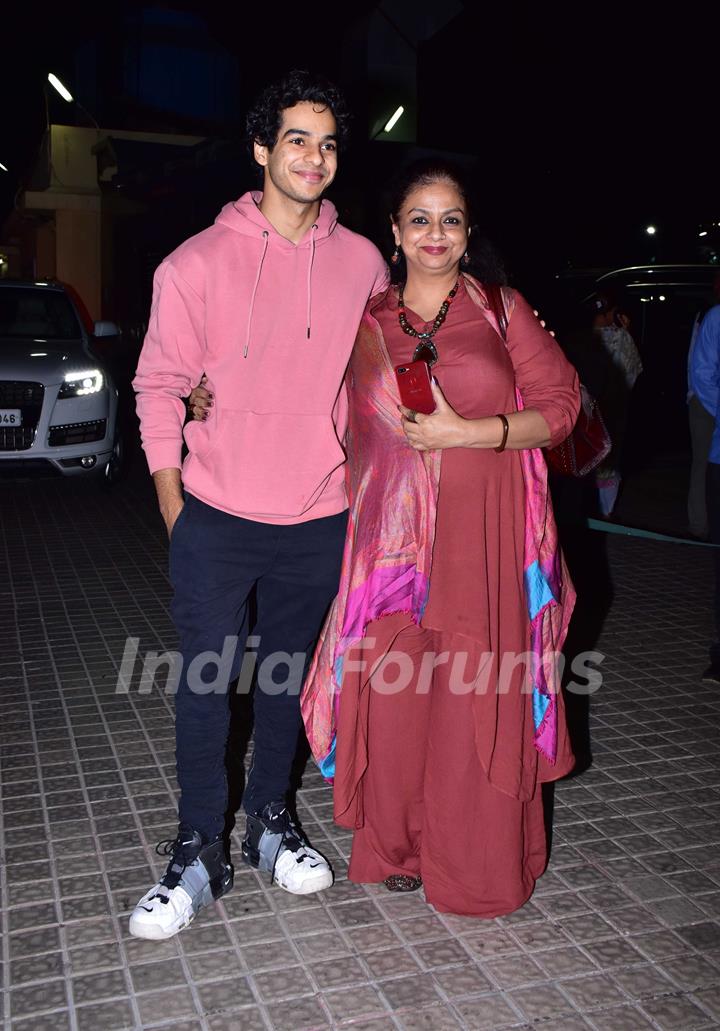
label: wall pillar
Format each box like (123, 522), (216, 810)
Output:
(55, 207), (102, 320)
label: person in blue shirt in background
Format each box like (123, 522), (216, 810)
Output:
(690, 299), (720, 683)
(687, 275), (720, 539)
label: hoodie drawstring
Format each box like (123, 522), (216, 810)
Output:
(306, 224), (317, 340)
(244, 230), (269, 358)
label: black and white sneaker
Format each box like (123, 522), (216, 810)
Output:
(129, 827), (233, 940)
(242, 802), (333, 895)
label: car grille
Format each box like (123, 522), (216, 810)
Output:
(48, 419), (107, 447)
(0, 426), (37, 451)
(0, 381), (44, 451)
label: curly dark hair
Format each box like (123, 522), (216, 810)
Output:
(387, 159), (507, 286)
(245, 70), (351, 156)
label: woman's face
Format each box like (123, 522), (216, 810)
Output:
(392, 180), (469, 278)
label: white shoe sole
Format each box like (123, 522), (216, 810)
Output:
(273, 868), (334, 895)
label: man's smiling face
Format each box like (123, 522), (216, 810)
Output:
(254, 101), (338, 206)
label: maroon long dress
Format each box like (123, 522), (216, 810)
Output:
(333, 279), (578, 916)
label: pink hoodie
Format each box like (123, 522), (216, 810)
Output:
(134, 191), (388, 523)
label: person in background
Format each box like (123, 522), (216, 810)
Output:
(689, 295), (720, 683)
(687, 275), (720, 539)
(592, 292), (642, 517)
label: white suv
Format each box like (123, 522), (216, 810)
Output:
(0, 280), (123, 481)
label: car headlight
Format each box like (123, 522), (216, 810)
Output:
(58, 369), (105, 398)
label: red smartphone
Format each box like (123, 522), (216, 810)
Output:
(394, 359), (436, 415)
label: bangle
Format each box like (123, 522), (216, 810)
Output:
(494, 414), (509, 453)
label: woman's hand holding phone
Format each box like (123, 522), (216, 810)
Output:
(399, 379), (469, 451)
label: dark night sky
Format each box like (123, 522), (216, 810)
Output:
(2, 0), (717, 273)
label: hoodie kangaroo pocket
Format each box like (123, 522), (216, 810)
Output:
(183, 409), (347, 519)
(183, 411), (216, 458)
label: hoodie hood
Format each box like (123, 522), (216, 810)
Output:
(214, 191), (339, 354)
(215, 190), (339, 246)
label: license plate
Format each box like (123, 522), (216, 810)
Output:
(0, 409), (22, 426)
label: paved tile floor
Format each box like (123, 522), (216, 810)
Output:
(1, 469), (719, 1030)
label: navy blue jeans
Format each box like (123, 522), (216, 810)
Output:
(169, 494), (347, 841)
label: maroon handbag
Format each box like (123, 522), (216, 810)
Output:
(484, 284), (611, 477)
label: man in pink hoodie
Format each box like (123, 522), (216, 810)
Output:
(129, 71), (388, 941)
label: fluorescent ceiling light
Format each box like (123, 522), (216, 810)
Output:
(48, 73), (73, 102)
(0, 162), (8, 172)
(384, 106), (404, 133)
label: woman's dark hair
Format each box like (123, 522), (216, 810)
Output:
(246, 70), (351, 155)
(387, 159), (507, 286)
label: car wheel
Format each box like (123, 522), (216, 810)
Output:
(103, 429), (126, 486)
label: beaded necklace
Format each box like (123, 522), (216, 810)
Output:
(397, 279), (459, 343)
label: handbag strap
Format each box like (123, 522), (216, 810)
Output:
(484, 283), (508, 341)
(483, 281), (524, 414)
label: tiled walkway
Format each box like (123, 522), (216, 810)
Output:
(1, 470), (719, 1030)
